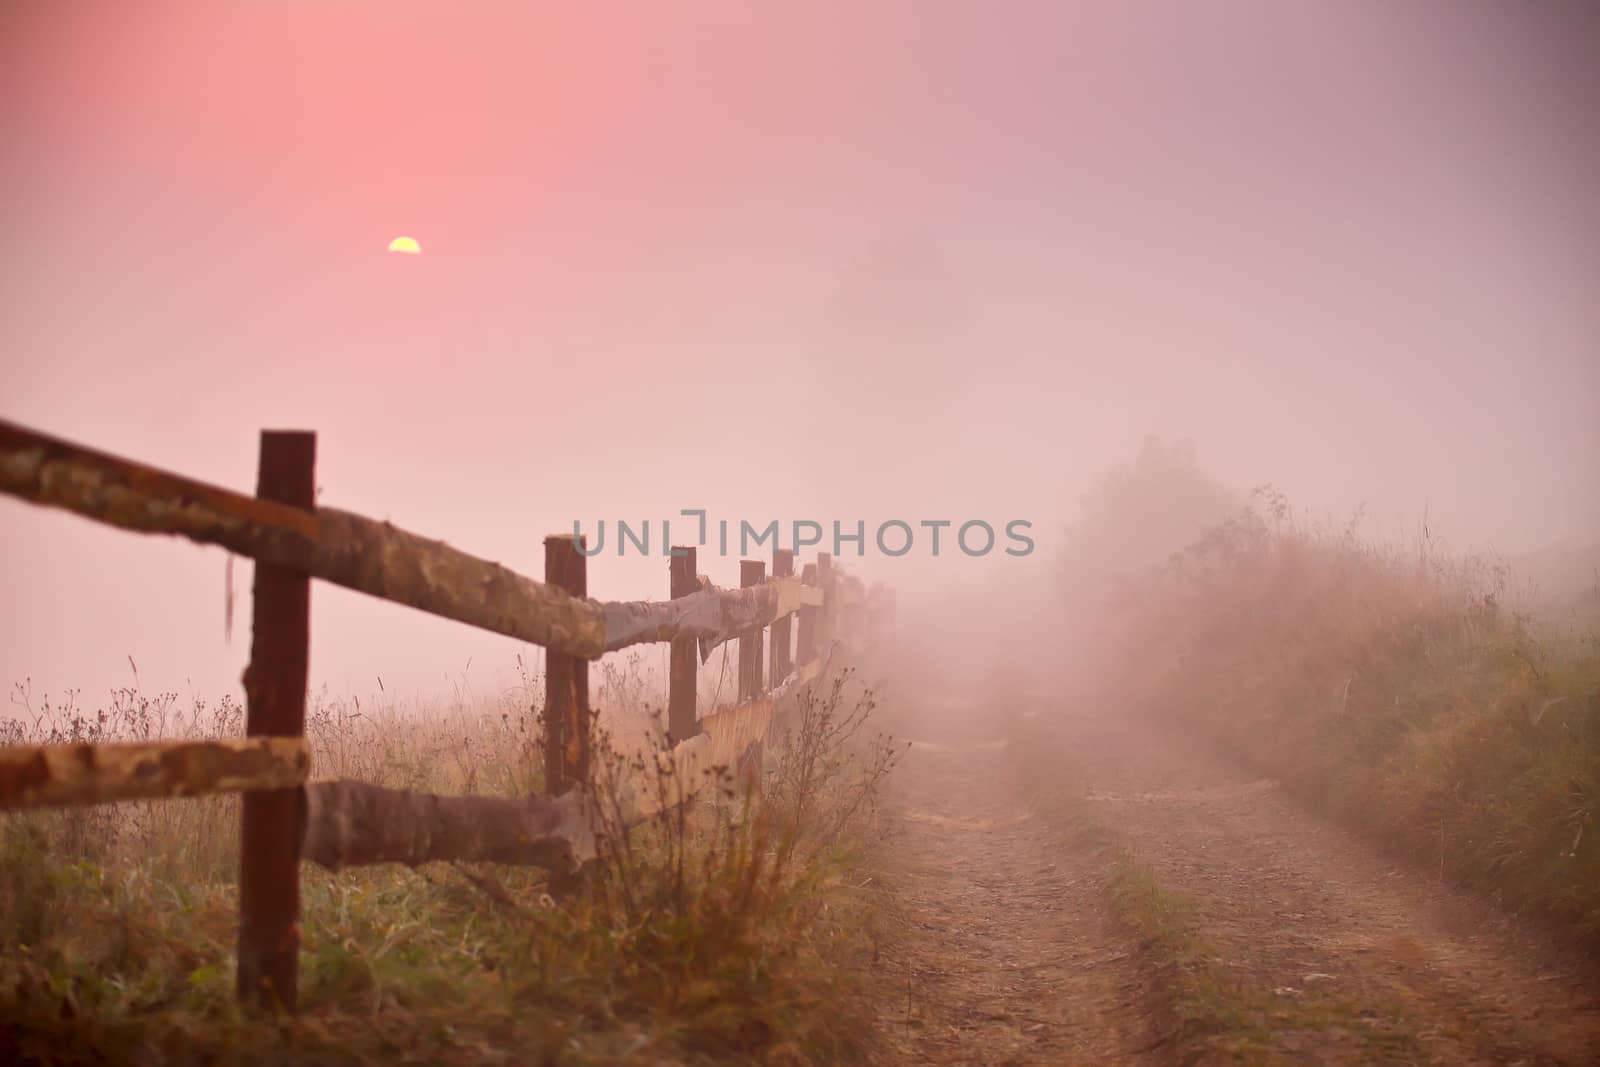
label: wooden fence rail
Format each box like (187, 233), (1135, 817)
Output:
(0, 420), (822, 659)
(0, 737), (310, 808)
(0, 418), (869, 1012)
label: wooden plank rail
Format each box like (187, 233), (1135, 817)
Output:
(302, 780), (597, 872)
(0, 657), (826, 862)
(0, 415), (880, 1012)
(0, 737), (310, 808)
(299, 670), (813, 875)
(1, 418), (823, 661)
(600, 574), (820, 658)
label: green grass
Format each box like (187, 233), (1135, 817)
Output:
(0, 668), (896, 1065)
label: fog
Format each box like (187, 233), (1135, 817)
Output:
(3, 1), (1596, 708)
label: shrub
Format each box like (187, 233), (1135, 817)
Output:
(1094, 488), (1600, 935)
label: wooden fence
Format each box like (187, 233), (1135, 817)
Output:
(0, 419), (876, 1010)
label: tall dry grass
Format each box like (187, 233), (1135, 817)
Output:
(0, 656), (896, 1065)
(1098, 487), (1600, 935)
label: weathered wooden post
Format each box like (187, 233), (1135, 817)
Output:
(815, 552), (835, 656)
(769, 548), (794, 684)
(543, 535), (591, 794)
(738, 559), (765, 701)
(841, 577), (862, 647)
(668, 545), (698, 742)
(237, 430), (314, 1011)
(796, 561), (818, 666)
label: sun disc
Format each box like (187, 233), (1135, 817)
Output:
(387, 236), (421, 255)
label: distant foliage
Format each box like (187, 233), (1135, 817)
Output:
(1057, 434), (1239, 666)
(1088, 480), (1600, 939)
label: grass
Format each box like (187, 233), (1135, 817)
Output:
(1097, 486), (1600, 940)
(1015, 726), (1425, 1065)
(1014, 737), (1263, 1061)
(0, 660), (896, 1065)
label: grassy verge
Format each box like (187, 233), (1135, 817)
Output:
(1099, 490), (1600, 940)
(0, 670), (896, 1065)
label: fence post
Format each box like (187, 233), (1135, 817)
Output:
(841, 577), (861, 647)
(770, 548), (794, 684)
(816, 552), (835, 656)
(237, 430), (314, 1011)
(738, 559), (765, 701)
(668, 545), (698, 742)
(796, 561), (818, 666)
(543, 535), (590, 794)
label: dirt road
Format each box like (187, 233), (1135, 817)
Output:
(872, 723), (1154, 1065)
(873, 706), (1600, 1065)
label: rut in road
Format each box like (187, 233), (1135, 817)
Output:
(872, 724), (1154, 1066)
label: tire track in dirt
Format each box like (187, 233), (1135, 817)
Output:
(1040, 709), (1600, 1066)
(872, 726), (1154, 1066)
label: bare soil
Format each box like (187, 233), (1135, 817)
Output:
(872, 706), (1600, 1066)
(871, 721), (1155, 1065)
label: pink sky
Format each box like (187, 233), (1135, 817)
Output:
(3, 1), (1596, 707)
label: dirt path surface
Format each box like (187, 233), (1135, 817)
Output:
(874, 705), (1600, 1065)
(872, 722), (1154, 1065)
(1044, 710), (1600, 1065)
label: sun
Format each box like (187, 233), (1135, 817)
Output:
(387, 236), (421, 255)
